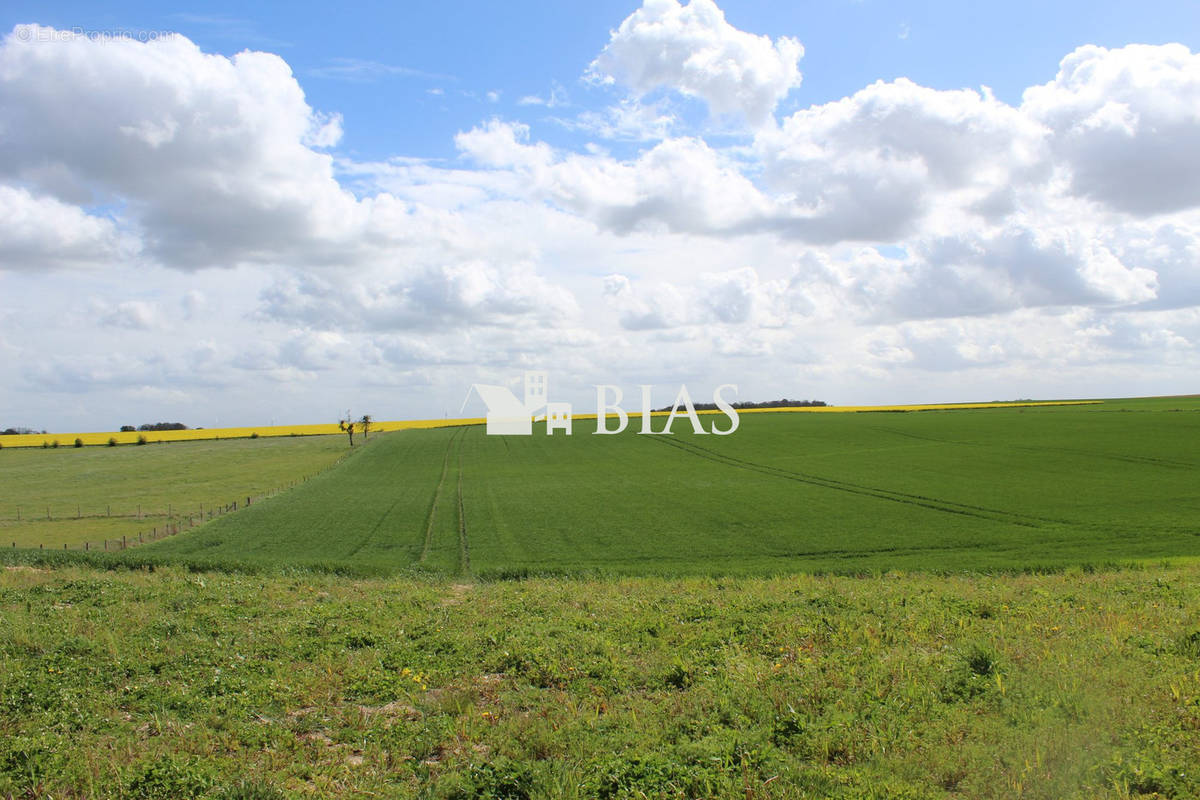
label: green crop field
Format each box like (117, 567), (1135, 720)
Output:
(89, 397), (1200, 576)
(0, 435), (349, 550)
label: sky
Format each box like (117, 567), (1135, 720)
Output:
(1, 1), (1199, 431)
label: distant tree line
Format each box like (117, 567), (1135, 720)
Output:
(120, 422), (189, 432)
(1, 427), (44, 435)
(653, 398), (828, 412)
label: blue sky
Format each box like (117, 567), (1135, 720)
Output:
(1, 1), (1200, 429)
(7, 1), (1197, 162)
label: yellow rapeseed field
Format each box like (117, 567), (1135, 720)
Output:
(0, 418), (486, 449)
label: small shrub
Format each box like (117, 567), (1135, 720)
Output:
(126, 756), (215, 799)
(663, 662), (695, 689)
(771, 709), (808, 749)
(0, 733), (64, 785)
(940, 645), (1000, 703)
(465, 757), (534, 800)
(1102, 752), (1190, 797)
(74, 438), (83, 448)
(107, 437), (117, 447)
(586, 754), (704, 799)
(1175, 630), (1200, 658)
(42, 441), (49, 449)
(250, 432), (259, 439)
(137, 435), (147, 446)
(51, 440), (59, 448)
(966, 645), (998, 677)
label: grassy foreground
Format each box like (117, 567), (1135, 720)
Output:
(2, 563), (1199, 799)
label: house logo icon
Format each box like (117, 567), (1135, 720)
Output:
(465, 370), (572, 435)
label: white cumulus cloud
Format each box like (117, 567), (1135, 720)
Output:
(1023, 43), (1200, 215)
(0, 185), (136, 270)
(588, 0), (803, 127)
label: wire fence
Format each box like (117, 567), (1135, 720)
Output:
(6, 473), (326, 553)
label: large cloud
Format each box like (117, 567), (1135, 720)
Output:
(758, 79), (1050, 242)
(0, 25), (366, 269)
(588, 0), (803, 126)
(457, 120), (771, 234)
(1023, 43), (1200, 215)
(258, 261), (578, 332)
(603, 267), (792, 330)
(0, 185), (136, 270)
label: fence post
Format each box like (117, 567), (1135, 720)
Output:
(137, 504), (141, 520)
(77, 504), (80, 519)
(122, 536), (126, 549)
(47, 506), (50, 520)
(106, 505), (110, 517)
(85, 542), (89, 551)
(16, 507), (19, 521)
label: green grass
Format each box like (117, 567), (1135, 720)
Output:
(4, 399), (1199, 798)
(117, 399), (1200, 576)
(0, 435), (350, 549)
(2, 563), (1199, 799)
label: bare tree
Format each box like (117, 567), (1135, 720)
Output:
(338, 416), (356, 446)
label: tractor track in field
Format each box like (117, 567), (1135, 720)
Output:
(867, 425), (979, 447)
(341, 441), (407, 559)
(870, 423), (1198, 470)
(1007, 443), (1198, 471)
(456, 448), (471, 576)
(648, 435), (1063, 529)
(419, 428), (463, 564)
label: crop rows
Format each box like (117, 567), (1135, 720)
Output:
(115, 397), (1200, 576)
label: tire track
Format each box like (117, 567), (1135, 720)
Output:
(1007, 443), (1197, 471)
(340, 440), (413, 558)
(348, 495), (404, 558)
(456, 446), (471, 577)
(866, 425), (979, 447)
(648, 435), (1056, 528)
(871, 422), (1197, 470)
(419, 428), (462, 564)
